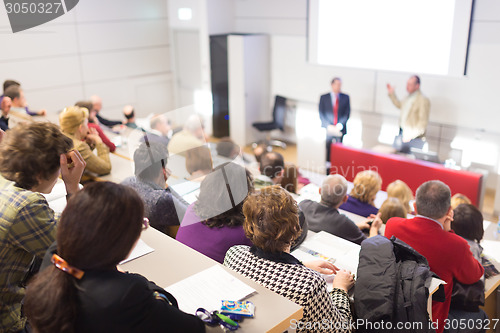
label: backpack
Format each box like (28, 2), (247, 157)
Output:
(354, 235), (444, 332)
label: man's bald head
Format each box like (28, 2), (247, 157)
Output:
(321, 174), (348, 207)
(90, 95), (102, 112)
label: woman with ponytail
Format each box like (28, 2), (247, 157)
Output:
(24, 182), (205, 333)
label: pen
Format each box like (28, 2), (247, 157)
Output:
(215, 312), (238, 327)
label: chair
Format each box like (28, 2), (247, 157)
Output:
(252, 95), (287, 149)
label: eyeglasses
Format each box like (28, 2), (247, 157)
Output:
(142, 217), (149, 230)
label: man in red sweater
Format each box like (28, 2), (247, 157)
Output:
(385, 180), (483, 333)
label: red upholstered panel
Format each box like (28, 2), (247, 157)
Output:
(330, 144), (483, 206)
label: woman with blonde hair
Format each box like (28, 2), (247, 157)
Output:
(378, 197), (407, 224)
(59, 106), (111, 175)
(386, 179), (414, 215)
(450, 193), (472, 210)
(340, 170), (382, 217)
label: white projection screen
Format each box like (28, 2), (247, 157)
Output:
(308, 0), (474, 76)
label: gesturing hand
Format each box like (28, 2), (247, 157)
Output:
(60, 150), (86, 195)
(387, 83), (395, 95)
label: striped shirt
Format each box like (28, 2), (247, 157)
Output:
(0, 175), (57, 332)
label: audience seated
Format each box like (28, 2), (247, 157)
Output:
(385, 180), (484, 333)
(300, 174), (382, 245)
(339, 170), (381, 217)
(214, 137), (247, 167)
(448, 203), (488, 326)
(3, 80), (46, 116)
(244, 143), (268, 177)
(168, 114), (206, 155)
(386, 179), (414, 215)
(75, 101), (116, 152)
(0, 96), (11, 131)
(123, 105), (139, 129)
(0, 122), (85, 333)
(185, 146), (213, 182)
(280, 163), (298, 194)
(90, 95), (123, 128)
(59, 106), (112, 176)
(216, 137), (240, 159)
(176, 162), (253, 263)
(24, 182), (204, 333)
(254, 151), (284, 188)
(147, 114), (172, 145)
(378, 197), (407, 224)
(122, 142), (187, 237)
(253, 143), (268, 163)
(450, 193), (472, 210)
(224, 185), (354, 332)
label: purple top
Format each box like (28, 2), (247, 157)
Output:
(175, 204), (252, 263)
(339, 195), (378, 218)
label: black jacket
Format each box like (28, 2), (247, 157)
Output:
(319, 92), (350, 136)
(299, 199), (365, 245)
(40, 243), (205, 333)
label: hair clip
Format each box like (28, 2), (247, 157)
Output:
(51, 254), (84, 279)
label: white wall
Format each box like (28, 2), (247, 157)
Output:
(227, 0), (500, 211)
(0, 0), (174, 119)
(232, 0), (500, 133)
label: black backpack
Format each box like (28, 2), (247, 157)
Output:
(354, 235), (444, 332)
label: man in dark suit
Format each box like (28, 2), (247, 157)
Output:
(319, 77), (350, 173)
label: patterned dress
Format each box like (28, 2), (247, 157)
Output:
(224, 245), (353, 333)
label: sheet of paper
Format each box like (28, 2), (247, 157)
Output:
(43, 182), (68, 202)
(427, 278), (446, 321)
(166, 265), (256, 315)
(481, 239), (500, 263)
(292, 231), (361, 292)
(119, 239), (154, 264)
(182, 189), (200, 204)
(483, 220), (492, 232)
(296, 183), (320, 203)
(170, 181), (200, 197)
(47, 196), (68, 213)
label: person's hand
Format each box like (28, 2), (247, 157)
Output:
(369, 213), (383, 237)
(38, 109), (47, 116)
(332, 269), (355, 292)
(0, 129), (4, 143)
(357, 213), (378, 230)
(60, 150), (86, 195)
(387, 83), (395, 95)
(356, 220), (370, 230)
(85, 127), (102, 145)
(327, 124), (342, 136)
(304, 260), (339, 275)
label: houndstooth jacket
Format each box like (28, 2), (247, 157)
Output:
(224, 245), (353, 333)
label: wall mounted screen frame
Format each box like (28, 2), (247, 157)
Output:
(308, 0), (474, 76)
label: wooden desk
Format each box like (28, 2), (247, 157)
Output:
(481, 221), (500, 329)
(119, 228), (303, 333)
(91, 152), (134, 183)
